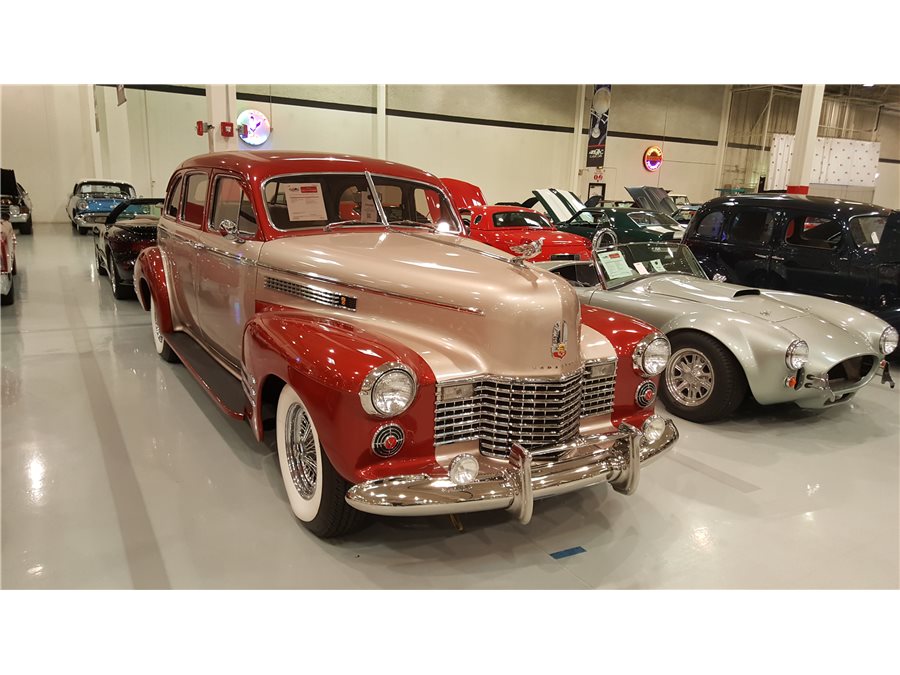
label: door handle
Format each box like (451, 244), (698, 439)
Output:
(771, 256), (785, 262)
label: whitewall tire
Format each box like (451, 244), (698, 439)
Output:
(275, 383), (369, 537)
(150, 294), (178, 363)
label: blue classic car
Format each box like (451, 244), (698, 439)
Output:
(66, 179), (136, 235)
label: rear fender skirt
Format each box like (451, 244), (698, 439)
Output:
(242, 307), (438, 485)
(134, 246), (173, 333)
(581, 304), (657, 428)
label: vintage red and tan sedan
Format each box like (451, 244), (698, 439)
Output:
(1, 217), (17, 305)
(442, 177), (592, 261)
(134, 152), (678, 537)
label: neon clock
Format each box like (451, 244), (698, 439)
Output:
(643, 146), (663, 172)
(236, 109), (271, 146)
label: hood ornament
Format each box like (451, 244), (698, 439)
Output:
(510, 237), (545, 264)
(551, 321), (568, 359)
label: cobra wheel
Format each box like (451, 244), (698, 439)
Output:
(660, 332), (747, 423)
(275, 384), (369, 538)
(108, 250), (133, 300)
(149, 294), (179, 363)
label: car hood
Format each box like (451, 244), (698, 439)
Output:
(644, 276), (810, 322)
(258, 229), (608, 379)
(625, 186), (678, 217)
(501, 229), (589, 249)
(80, 198), (126, 213)
(441, 178), (487, 211)
(1, 168), (17, 197)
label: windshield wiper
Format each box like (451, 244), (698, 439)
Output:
(323, 220), (387, 231)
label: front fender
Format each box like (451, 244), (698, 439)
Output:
(133, 246), (173, 333)
(242, 310), (438, 485)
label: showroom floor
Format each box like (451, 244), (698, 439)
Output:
(1, 223), (898, 589)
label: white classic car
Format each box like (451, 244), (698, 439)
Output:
(541, 241), (898, 422)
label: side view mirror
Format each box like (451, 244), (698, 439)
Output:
(219, 219), (245, 244)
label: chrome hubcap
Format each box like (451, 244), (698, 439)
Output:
(285, 403), (317, 499)
(666, 348), (715, 407)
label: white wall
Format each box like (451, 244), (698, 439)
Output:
(0, 85), (98, 222)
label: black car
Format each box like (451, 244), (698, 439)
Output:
(1, 168), (33, 235)
(683, 194), (899, 332)
(94, 198), (162, 299)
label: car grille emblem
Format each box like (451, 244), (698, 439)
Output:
(551, 321), (568, 359)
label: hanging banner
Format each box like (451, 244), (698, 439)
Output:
(587, 85), (611, 167)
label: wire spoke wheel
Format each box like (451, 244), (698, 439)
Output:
(666, 348), (715, 407)
(285, 402), (318, 500)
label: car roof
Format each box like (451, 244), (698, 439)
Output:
(76, 178), (134, 184)
(176, 151), (443, 187)
(701, 193), (889, 216)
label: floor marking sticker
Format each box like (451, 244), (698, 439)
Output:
(550, 546), (587, 560)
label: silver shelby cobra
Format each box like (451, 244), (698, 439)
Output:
(540, 241), (898, 422)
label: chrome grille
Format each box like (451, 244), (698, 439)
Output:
(434, 359), (617, 456)
(264, 276), (356, 311)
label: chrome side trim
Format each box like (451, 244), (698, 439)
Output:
(256, 261), (484, 315)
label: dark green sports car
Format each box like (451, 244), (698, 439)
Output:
(522, 188), (684, 243)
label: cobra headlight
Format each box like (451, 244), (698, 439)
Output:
(633, 333), (670, 377)
(785, 339), (809, 370)
(879, 326), (898, 355)
(359, 362), (417, 417)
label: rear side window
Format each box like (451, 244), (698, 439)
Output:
(182, 173), (209, 226)
(165, 176), (183, 218)
(849, 215), (886, 247)
(725, 210), (776, 245)
(693, 210), (726, 241)
(785, 214), (842, 249)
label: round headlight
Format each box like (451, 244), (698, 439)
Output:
(634, 333), (670, 376)
(8, 205), (19, 216)
(449, 453), (480, 486)
(78, 200), (88, 210)
(879, 326), (898, 355)
(360, 363), (417, 417)
(785, 339), (809, 370)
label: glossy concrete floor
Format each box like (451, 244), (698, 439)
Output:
(1, 223), (898, 589)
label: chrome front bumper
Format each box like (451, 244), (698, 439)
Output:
(345, 417), (678, 524)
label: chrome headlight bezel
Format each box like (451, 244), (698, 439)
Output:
(8, 205), (19, 216)
(359, 362), (417, 418)
(879, 326), (898, 355)
(78, 200), (88, 211)
(785, 339), (809, 370)
(633, 332), (670, 377)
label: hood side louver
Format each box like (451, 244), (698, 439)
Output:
(264, 276), (357, 311)
(733, 289), (761, 297)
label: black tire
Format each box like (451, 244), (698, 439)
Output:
(95, 245), (108, 276)
(150, 294), (179, 363)
(1, 277), (13, 306)
(18, 217), (32, 235)
(276, 384), (370, 538)
(660, 331), (748, 423)
(79, 227), (88, 236)
(108, 251), (133, 300)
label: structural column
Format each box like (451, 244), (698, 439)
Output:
(375, 85), (387, 159)
(205, 85), (238, 153)
(786, 84), (825, 194)
(571, 84), (587, 192)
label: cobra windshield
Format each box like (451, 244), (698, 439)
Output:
(593, 242), (706, 289)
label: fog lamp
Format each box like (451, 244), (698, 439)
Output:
(641, 415), (667, 445)
(449, 454), (479, 486)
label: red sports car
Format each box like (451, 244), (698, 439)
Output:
(442, 177), (591, 261)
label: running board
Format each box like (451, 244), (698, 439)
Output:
(165, 332), (247, 420)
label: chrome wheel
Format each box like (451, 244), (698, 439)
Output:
(666, 348), (714, 407)
(285, 402), (318, 499)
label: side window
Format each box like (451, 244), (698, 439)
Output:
(725, 210), (776, 245)
(785, 214), (843, 249)
(210, 177), (242, 231)
(237, 192), (258, 236)
(165, 176), (183, 219)
(694, 210), (726, 241)
(182, 173), (209, 226)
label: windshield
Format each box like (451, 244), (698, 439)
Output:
(626, 211), (680, 228)
(568, 209), (612, 226)
(594, 242), (706, 289)
(262, 174), (462, 233)
(115, 202), (162, 223)
(671, 195), (690, 207)
(79, 182), (134, 198)
(849, 215), (887, 247)
(492, 211), (552, 229)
